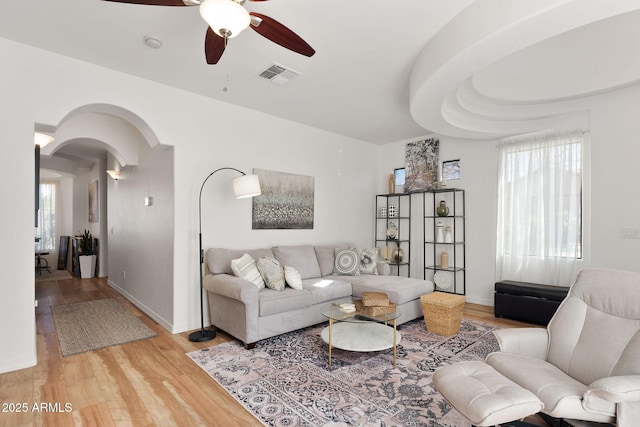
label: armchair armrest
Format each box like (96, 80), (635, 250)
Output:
(585, 375), (640, 403)
(202, 273), (259, 304)
(492, 327), (548, 359)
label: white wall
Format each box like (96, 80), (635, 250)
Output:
(106, 144), (175, 330)
(72, 163), (108, 277)
(589, 85), (640, 270)
(0, 38), (377, 373)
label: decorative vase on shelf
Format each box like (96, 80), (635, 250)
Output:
(437, 200), (449, 217)
(392, 247), (404, 263)
(444, 226), (453, 243)
(436, 221), (444, 243)
(440, 251), (449, 269)
(388, 174), (395, 194)
(386, 222), (398, 239)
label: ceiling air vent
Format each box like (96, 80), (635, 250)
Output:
(259, 63), (302, 85)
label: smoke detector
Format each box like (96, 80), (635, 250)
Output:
(259, 63), (302, 85)
(143, 36), (163, 49)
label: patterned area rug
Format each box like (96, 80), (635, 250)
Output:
(187, 319), (500, 426)
(51, 298), (157, 357)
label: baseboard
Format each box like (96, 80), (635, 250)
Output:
(464, 295), (493, 307)
(0, 355), (37, 375)
(106, 280), (174, 333)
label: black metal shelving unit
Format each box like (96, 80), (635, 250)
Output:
(375, 193), (411, 277)
(423, 189), (465, 295)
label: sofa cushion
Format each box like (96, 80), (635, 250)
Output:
(284, 265), (303, 290)
(273, 245), (322, 280)
(314, 243), (354, 276)
(259, 288), (313, 316)
(342, 274), (433, 305)
(257, 257), (285, 291)
(334, 248), (360, 276)
(302, 278), (353, 305)
(207, 247), (274, 275)
(230, 253), (265, 289)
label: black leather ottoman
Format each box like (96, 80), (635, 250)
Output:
(494, 280), (570, 326)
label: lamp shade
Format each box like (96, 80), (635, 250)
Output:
(199, 0), (250, 39)
(232, 174), (261, 199)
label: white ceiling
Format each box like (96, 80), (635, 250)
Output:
(3, 0), (640, 146)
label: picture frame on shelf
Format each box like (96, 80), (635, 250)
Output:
(442, 159), (461, 181)
(394, 167), (405, 194)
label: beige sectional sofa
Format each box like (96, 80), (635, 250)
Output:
(203, 243), (434, 347)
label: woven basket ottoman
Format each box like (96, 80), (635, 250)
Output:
(420, 292), (466, 336)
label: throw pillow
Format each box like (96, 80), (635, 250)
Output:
(358, 248), (379, 275)
(230, 253), (265, 289)
(333, 248), (360, 276)
(284, 265), (303, 290)
(256, 256), (285, 291)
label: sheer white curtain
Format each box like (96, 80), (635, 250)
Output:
(496, 131), (583, 286)
(35, 181), (57, 252)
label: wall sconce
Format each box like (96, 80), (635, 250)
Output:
(34, 132), (54, 148)
(106, 170), (120, 181)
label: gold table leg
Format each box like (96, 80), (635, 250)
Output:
(328, 318), (333, 366)
(393, 319), (397, 367)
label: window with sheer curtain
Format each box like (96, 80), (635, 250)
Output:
(35, 182), (56, 252)
(496, 131), (584, 286)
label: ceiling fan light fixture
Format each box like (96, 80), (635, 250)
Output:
(200, 0), (250, 39)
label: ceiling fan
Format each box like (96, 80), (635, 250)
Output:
(102, 0), (315, 64)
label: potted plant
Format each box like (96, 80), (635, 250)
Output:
(79, 229), (96, 278)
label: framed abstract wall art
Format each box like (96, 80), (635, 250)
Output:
(88, 180), (98, 222)
(252, 169), (315, 229)
(404, 138), (439, 192)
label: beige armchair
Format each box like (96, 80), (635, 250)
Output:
(486, 268), (640, 426)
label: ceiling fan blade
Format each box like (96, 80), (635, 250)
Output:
(101, 0), (193, 6)
(249, 12), (315, 57)
(205, 27), (226, 64)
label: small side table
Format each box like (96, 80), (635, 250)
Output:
(420, 292), (466, 336)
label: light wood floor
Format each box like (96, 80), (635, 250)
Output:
(0, 276), (536, 427)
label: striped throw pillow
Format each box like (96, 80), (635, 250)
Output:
(230, 253), (265, 289)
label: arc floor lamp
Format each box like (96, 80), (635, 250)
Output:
(189, 167), (261, 342)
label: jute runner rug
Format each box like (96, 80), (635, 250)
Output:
(51, 298), (157, 357)
(188, 318), (500, 426)
(35, 269), (72, 282)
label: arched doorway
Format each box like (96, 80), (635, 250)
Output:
(37, 104), (175, 330)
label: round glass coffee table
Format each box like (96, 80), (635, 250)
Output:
(320, 302), (402, 367)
